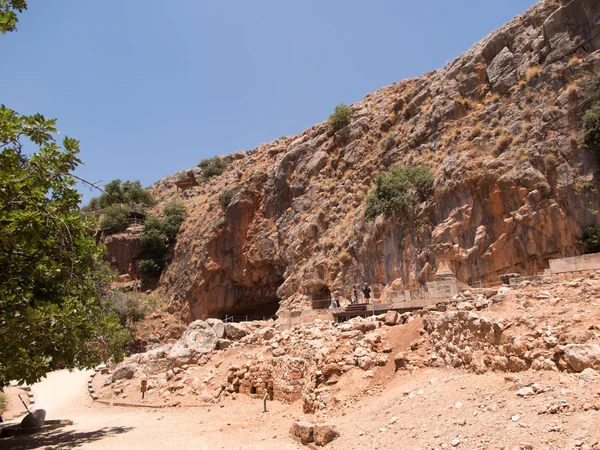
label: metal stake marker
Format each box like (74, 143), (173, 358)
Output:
(263, 393), (268, 413)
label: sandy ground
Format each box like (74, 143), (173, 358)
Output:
(1, 369), (303, 449)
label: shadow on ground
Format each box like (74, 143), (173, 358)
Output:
(0, 426), (133, 449)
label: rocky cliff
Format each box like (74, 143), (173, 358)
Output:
(136, 0), (600, 321)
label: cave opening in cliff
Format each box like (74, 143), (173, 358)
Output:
(217, 298), (281, 322)
(311, 285), (331, 310)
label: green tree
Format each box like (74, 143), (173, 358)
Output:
(579, 226), (600, 254)
(365, 165), (435, 220)
(328, 103), (351, 132)
(100, 204), (131, 235)
(139, 201), (186, 275)
(83, 179), (154, 211)
(582, 101), (600, 149)
(0, 106), (129, 386)
(197, 156), (227, 181)
(0, 0), (27, 34)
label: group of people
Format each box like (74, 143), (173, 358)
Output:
(330, 283), (372, 309)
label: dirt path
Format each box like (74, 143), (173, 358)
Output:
(1, 369), (303, 449)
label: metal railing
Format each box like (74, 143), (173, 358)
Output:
(222, 314), (278, 323)
(82, 203), (147, 217)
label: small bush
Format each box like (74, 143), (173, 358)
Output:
(198, 156), (227, 180)
(328, 103), (351, 132)
(365, 165), (435, 220)
(219, 188), (235, 211)
(100, 205), (131, 234)
(139, 258), (165, 275)
(381, 135), (395, 151)
(579, 227), (600, 254)
(105, 292), (149, 326)
(0, 391), (8, 417)
(582, 101), (600, 149)
(493, 134), (513, 156)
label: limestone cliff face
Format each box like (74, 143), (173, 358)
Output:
(143, 0), (600, 320)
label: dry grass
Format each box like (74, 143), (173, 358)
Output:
(567, 55), (580, 67)
(525, 65), (542, 81)
(470, 123), (483, 138)
(483, 93), (500, 105)
(565, 81), (579, 98)
(494, 133), (514, 156)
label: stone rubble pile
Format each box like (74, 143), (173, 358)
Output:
(105, 312), (417, 408)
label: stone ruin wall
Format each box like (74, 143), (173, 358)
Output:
(226, 357), (308, 403)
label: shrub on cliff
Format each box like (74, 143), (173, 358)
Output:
(219, 188), (235, 211)
(103, 292), (149, 326)
(198, 156), (227, 181)
(139, 201), (187, 275)
(328, 103), (351, 132)
(579, 226), (600, 254)
(82, 179), (154, 212)
(100, 204), (131, 234)
(365, 165), (434, 220)
(582, 101), (600, 149)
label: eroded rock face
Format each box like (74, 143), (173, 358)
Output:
(104, 229), (144, 277)
(126, 0), (600, 320)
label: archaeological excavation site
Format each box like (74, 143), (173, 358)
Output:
(84, 1), (600, 447)
(4, 0), (600, 448)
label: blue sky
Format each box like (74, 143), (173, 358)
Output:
(1, 0), (536, 204)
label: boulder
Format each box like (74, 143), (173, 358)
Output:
(225, 323), (248, 341)
(111, 363), (138, 381)
(321, 363), (342, 378)
(394, 352), (409, 371)
(216, 339), (231, 350)
(385, 310), (399, 326)
(486, 46), (517, 93)
(305, 150), (330, 178)
(257, 326), (275, 341)
(543, 0), (600, 65)
(563, 344), (600, 372)
(291, 420), (315, 444)
(169, 320), (218, 367)
(206, 318), (225, 338)
(314, 423), (340, 446)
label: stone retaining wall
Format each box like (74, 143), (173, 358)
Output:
(423, 311), (558, 374)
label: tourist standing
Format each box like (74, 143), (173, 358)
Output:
(331, 291), (341, 309)
(362, 283), (372, 303)
(352, 284), (359, 304)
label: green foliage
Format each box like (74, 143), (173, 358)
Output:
(382, 135), (395, 151)
(0, 106), (129, 386)
(83, 179), (154, 212)
(139, 258), (164, 275)
(364, 165), (435, 220)
(162, 200), (187, 241)
(100, 204), (131, 235)
(197, 156), (227, 181)
(328, 103), (351, 132)
(579, 227), (600, 254)
(582, 101), (600, 149)
(219, 188), (235, 211)
(0, 390), (7, 416)
(102, 291), (148, 327)
(0, 0), (27, 34)
(139, 201), (187, 276)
